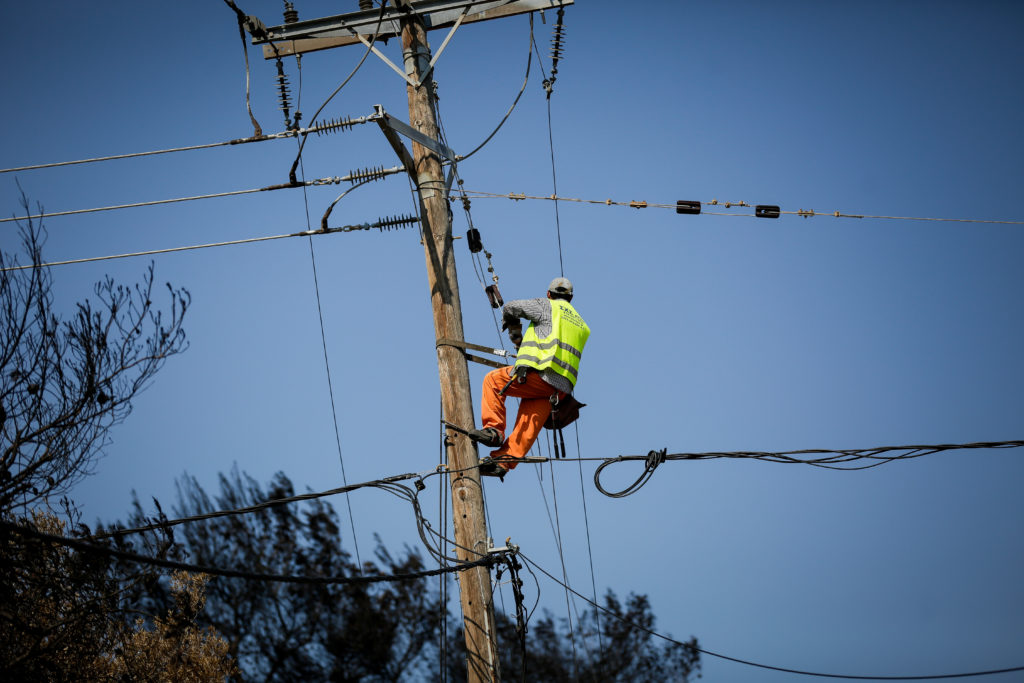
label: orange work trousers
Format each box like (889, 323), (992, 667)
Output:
(480, 366), (565, 470)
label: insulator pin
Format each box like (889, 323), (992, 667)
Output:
(373, 214), (419, 231)
(283, 2), (299, 23)
(346, 165), (388, 184)
(275, 59), (294, 128)
(313, 115), (358, 136)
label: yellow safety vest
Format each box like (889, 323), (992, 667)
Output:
(514, 299), (590, 388)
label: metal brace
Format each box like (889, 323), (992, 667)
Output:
(370, 104), (458, 194)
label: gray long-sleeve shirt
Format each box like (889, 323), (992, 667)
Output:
(504, 297), (576, 395)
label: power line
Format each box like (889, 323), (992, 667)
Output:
(453, 190), (1024, 226)
(90, 468), (439, 541)
(457, 11), (534, 162)
(518, 551), (1024, 681)
(294, 54), (365, 572)
(2, 518), (502, 585)
(591, 440), (1024, 498)
(531, 11), (565, 276)
(0, 117), (370, 175)
(1, 170), (398, 224)
(0, 214), (419, 273)
(286, 0), (389, 184)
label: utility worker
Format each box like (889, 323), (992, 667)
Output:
(469, 277), (590, 477)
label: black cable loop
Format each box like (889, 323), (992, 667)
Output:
(593, 448), (668, 498)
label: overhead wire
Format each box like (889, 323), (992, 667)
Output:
(290, 49), (365, 573)
(2, 518), (501, 586)
(221, 0), (264, 136)
(544, 441), (582, 676)
(517, 550), (1024, 681)
(592, 440), (1024, 498)
(0, 176), (350, 224)
(451, 190), (1024, 226)
(0, 216), (419, 273)
(530, 14), (565, 276)
(286, 0), (389, 185)
(0, 119), (368, 176)
(571, 421), (604, 657)
(90, 468), (441, 540)
(457, 12), (535, 162)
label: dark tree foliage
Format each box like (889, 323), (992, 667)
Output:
(0, 512), (235, 681)
(0, 199), (189, 513)
(0, 196), (205, 677)
(119, 468), (446, 682)
(0, 512), (122, 680)
(443, 590), (701, 682)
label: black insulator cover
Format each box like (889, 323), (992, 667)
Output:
(755, 205), (781, 218)
(485, 284), (504, 309)
(676, 200), (701, 215)
(466, 228), (483, 253)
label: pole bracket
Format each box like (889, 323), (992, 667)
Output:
(370, 104), (458, 194)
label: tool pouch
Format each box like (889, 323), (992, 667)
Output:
(545, 394), (586, 430)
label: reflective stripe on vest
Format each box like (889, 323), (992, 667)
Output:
(514, 299), (590, 387)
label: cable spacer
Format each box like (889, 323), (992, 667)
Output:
(755, 205), (781, 219)
(676, 200), (702, 215)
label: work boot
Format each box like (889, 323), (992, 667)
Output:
(467, 427), (503, 448)
(478, 457), (507, 480)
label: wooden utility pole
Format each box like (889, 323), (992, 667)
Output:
(252, 4), (574, 679)
(398, 11), (501, 683)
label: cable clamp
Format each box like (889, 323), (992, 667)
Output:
(629, 200), (648, 209)
(488, 536), (519, 555)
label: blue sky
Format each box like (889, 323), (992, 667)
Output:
(3, 1), (1023, 680)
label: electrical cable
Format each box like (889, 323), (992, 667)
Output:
(0, 119), (367, 175)
(0, 216), (419, 273)
(517, 551), (1024, 681)
(572, 421), (604, 657)
(592, 440), (1024, 498)
(90, 468), (440, 540)
(222, 0), (264, 137)
(457, 13), (535, 161)
(546, 450), (581, 677)
(293, 55), (365, 574)
(452, 191), (1024, 226)
(0, 177), (348, 224)
(286, 1), (389, 184)
(2, 519), (500, 586)
(529, 15), (565, 276)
